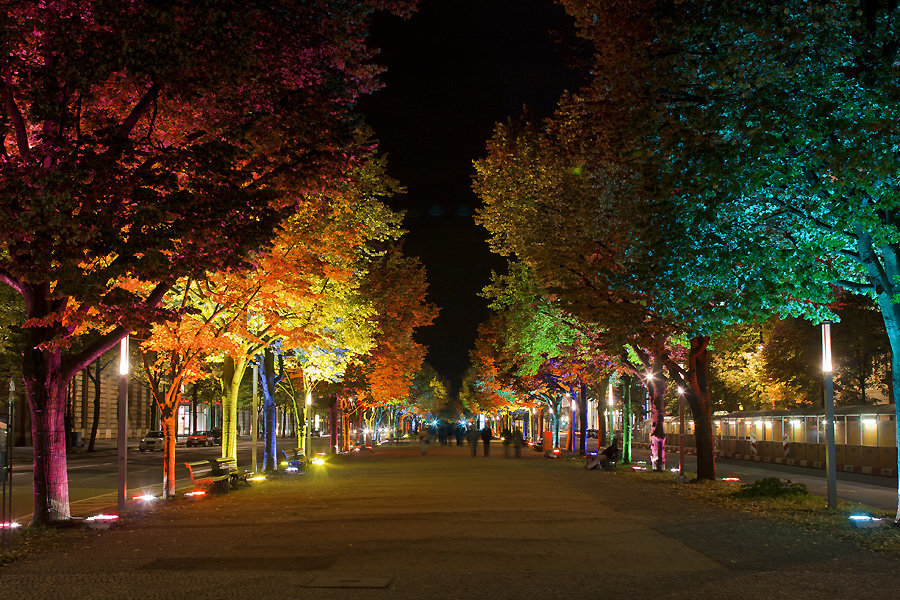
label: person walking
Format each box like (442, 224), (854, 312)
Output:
(418, 428), (431, 455)
(481, 425), (493, 457)
(467, 425), (480, 457)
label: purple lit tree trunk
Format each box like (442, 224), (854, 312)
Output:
(647, 355), (668, 472)
(257, 348), (284, 472)
(24, 353), (70, 524)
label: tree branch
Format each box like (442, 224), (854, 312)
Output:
(0, 79), (30, 159)
(61, 280), (172, 382)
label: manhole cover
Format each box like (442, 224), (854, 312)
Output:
(305, 573), (392, 589)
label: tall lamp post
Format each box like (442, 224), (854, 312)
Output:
(822, 322), (838, 508)
(677, 387), (686, 481)
(305, 391), (312, 457)
(607, 382), (615, 446)
(251, 362), (258, 473)
(117, 335), (129, 513)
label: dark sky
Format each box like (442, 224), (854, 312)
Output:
(360, 0), (584, 391)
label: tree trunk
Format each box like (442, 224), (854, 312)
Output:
(684, 336), (715, 480)
(88, 359), (101, 452)
(220, 356), (247, 460)
(329, 395), (337, 454)
(621, 377), (632, 464)
(648, 353), (668, 472)
(161, 406), (177, 498)
(24, 345), (70, 525)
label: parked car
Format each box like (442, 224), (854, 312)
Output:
(208, 429), (222, 445)
(186, 431), (212, 447)
(139, 431), (165, 452)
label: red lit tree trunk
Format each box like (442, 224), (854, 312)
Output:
(160, 404), (178, 498)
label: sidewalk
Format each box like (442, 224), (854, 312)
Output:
(2, 444), (899, 599)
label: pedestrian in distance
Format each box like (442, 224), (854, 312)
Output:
(467, 426), (480, 457)
(501, 427), (512, 458)
(513, 427), (524, 458)
(481, 425), (493, 457)
(418, 429), (431, 455)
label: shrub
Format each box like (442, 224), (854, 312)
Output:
(734, 477), (809, 499)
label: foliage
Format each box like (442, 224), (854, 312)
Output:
(734, 477), (809, 500)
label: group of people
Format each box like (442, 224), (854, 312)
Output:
(418, 424), (525, 458)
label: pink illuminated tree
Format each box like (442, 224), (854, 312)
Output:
(0, 0), (417, 525)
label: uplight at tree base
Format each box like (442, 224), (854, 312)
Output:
(248, 475), (266, 482)
(721, 477), (741, 482)
(133, 494), (157, 502)
(185, 490), (206, 498)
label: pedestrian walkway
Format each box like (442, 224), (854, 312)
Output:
(2, 444), (898, 599)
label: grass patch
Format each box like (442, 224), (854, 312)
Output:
(622, 468), (900, 554)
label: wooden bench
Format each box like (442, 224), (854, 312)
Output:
(185, 459), (230, 492)
(210, 457), (249, 487)
(281, 448), (307, 471)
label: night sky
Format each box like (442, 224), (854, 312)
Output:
(360, 0), (585, 391)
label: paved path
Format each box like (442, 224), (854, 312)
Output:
(2, 444), (898, 599)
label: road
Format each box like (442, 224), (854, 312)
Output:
(6, 436), (898, 523)
(5, 436), (333, 522)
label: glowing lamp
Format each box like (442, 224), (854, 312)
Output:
(822, 323), (833, 372)
(132, 494), (157, 502)
(119, 336), (129, 375)
(247, 475), (266, 482)
(1, 522), (20, 529)
(862, 418), (877, 428)
(185, 490), (206, 498)
(721, 477), (740, 482)
(677, 387), (684, 395)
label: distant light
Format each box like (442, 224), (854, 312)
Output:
(670, 467), (679, 472)
(862, 418), (877, 427)
(631, 466), (647, 471)
(132, 494), (156, 502)
(552, 448), (560, 454)
(248, 475), (266, 482)
(722, 477), (740, 482)
(677, 387), (684, 395)
(645, 372), (653, 381)
(0, 522), (20, 529)
(791, 419), (802, 427)
(311, 457), (325, 466)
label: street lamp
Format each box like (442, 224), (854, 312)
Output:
(118, 335), (129, 513)
(251, 362), (258, 473)
(822, 322), (837, 508)
(677, 387), (686, 481)
(305, 391), (312, 457)
(607, 383), (614, 446)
